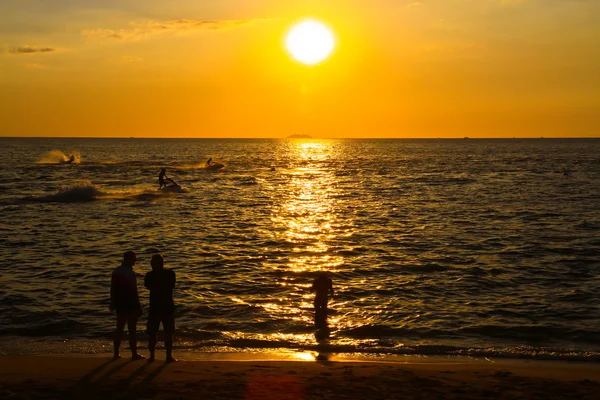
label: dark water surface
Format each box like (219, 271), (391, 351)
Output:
(1, 138), (599, 360)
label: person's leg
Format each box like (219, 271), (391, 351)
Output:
(127, 315), (145, 360)
(147, 315), (159, 362)
(164, 315), (176, 362)
(113, 314), (127, 359)
(314, 300), (328, 327)
(148, 334), (157, 362)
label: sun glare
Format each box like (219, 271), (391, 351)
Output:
(285, 19), (335, 65)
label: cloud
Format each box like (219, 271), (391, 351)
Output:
(5, 46), (56, 55)
(82, 19), (258, 42)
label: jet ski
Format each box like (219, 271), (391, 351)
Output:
(206, 162), (224, 170)
(161, 178), (189, 193)
(61, 155), (76, 164)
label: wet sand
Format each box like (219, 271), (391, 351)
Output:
(1, 354), (599, 399)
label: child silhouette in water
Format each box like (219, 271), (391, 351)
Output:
(310, 271), (334, 327)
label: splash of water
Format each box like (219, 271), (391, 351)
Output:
(20, 180), (189, 203)
(24, 180), (105, 202)
(36, 150), (81, 165)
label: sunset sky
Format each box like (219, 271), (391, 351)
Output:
(1, 0), (598, 138)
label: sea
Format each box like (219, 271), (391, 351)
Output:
(1, 137), (599, 361)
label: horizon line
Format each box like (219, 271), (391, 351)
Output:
(1, 136), (599, 140)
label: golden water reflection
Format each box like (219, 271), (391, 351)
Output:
(270, 140), (349, 274)
(292, 351), (319, 362)
(266, 140), (357, 329)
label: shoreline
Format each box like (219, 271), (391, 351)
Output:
(30, 349), (600, 366)
(2, 337), (599, 363)
(1, 355), (600, 399)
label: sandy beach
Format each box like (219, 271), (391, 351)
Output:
(1, 354), (599, 399)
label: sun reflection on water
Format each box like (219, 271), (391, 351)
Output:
(291, 351), (318, 361)
(242, 140), (372, 344)
(270, 141), (347, 274)
(258, 140), (362, 337)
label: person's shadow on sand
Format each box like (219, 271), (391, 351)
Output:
(73, 358), (131, 398)
(74, 358), (171, 399)
(77, 358), (114, 385)
(124, 362), (169, 398)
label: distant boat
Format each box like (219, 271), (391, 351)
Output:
(463, 137), (470, 140)
(287, 134), (312, 139)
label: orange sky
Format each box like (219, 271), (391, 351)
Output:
(1, 0), (599, 138)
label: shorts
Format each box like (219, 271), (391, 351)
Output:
(116, 308), (141, 318)
(114, 301), (141, 316)
(146, 313), (175, 335)
(314, 297), (328, 309)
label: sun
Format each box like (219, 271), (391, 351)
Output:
(285, 19), (335, 66)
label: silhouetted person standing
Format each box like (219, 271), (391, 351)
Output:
(110, 251), (145, 360)
(145, 254), (177, 363)
(311, 271), (334, 327)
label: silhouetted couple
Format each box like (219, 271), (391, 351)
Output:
(110, 251), (176, 362)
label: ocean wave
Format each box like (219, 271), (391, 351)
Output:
(0, 309), (88, 337)
(20, 181), (106, 202)
(234, 176), (259, 186)
(0, 294), (35, 306)
(18, 181), (188, 203)
(3, 336), (600, 362)
(576, 220), (600, 230)
(0, 320), (88, 337)
(459, 325), (600, 345)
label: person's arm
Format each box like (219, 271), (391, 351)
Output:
(133, 276), (142, 316)
(171, 271), (176, 289)
(144, 272), (150, 290)
(109, 273), (116, 312)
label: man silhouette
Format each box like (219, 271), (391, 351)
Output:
(110, 251), (145, 360)
(145, 254), (177, 363)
